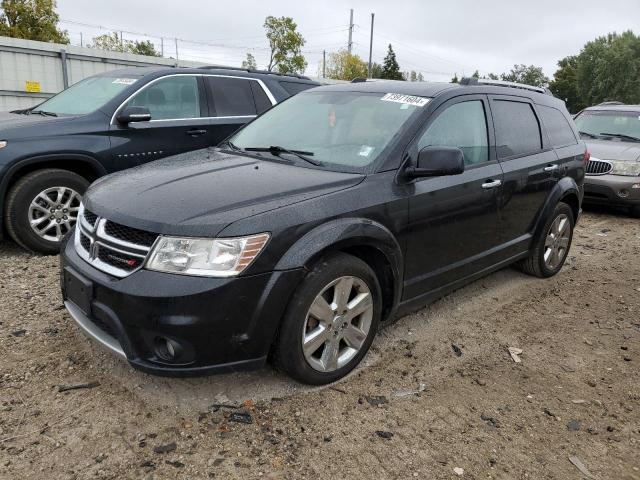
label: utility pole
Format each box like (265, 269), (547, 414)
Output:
(347, 9), (354, 54)
(368, 13), (375, 78)
(323, 50), (326, 78)
(175, 37), (179, 63)
(119, 31), (123, 51)
(160, 37), (164, 57)
(80, 32), (83, 47)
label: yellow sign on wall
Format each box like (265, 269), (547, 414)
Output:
(25, 81), (41, 93)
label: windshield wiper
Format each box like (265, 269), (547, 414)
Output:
(30, 110), (58, 117)
(244, 146), (320, 166)
(579, 131), (599, 139)
(599, 132), (640, 142)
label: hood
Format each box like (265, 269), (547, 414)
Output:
(585, 139), (640, 162)
(0, 111), (75, 138)
(84, 148), (365, 237)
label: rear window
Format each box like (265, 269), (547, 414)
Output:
(208, 77), (256, 117)
(249, 81), (272, 114)
(492, 100), (542, 158)
(279, 81), (316, 96)
(538, 105), (577, 147)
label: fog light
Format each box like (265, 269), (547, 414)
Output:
(618, 189), (630, 198)
(154, 336), (182, 361)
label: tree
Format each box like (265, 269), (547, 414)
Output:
(471, 70), (480, 79)
(264, 16), (306, 74)
(89, 32), (160, 57)
(487, 73), (500, 80)
(241, 53), (257, 70)
(0, 0), (68, 43)
(451, 73), (459, 83)
(381, 44), (403, 80)
(548, 56), (582, 112)
(370, 62), (383, 79)
(326, 49), (367, 81)
(500, 64), (549, 87)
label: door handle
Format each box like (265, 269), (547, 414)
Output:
(481, 179), (502, 189)
(186, 129), (207, 137)
(544, 164), (559, 172)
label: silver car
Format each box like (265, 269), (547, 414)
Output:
(574, 103), (640, 216)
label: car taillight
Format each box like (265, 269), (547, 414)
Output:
(583, 150), (591, 164)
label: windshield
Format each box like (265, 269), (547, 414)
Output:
(575, 110), (640, 141)
(35, 75), (140, 115)
(230, 90), (426, 172)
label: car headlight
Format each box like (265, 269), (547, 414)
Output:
(610, 160), (640, 176)
(0, 141), (7, 149)
(145, 233), (270, 277)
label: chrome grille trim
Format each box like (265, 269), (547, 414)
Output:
(585, 158), (613, 176)
(74, 205), (158, 278)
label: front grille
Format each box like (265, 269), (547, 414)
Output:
(75, 205), (157, 278)
(83, 209), (98, 227)
(586, 159), (613, 176)
(104, 221), (157, 247)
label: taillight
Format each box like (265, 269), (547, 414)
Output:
(583, 150), (591, 164)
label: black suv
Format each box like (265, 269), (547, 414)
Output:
(60, 78), (586, 384)
(0, 67), (319, 253)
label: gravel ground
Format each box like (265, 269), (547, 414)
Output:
(1, 208), (639, 480)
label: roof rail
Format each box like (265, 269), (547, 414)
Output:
(598, 101), (624, 106)
(198, 65), (311, 80)
(460, 77), (552, 95)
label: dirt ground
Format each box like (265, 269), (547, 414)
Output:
(1, 208), (639, 480)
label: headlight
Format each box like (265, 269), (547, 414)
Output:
(0, 141), (7, 149)
(610, 160), (640, 176)
(146, 233), (270, 277)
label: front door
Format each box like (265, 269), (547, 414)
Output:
(109, 75), (211, 167)
(403, 95), (504, 299)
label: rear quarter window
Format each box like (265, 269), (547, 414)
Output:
(492, 100), (542, 158)
(538, 105), (577, 147)
(279, 81), (317, 96)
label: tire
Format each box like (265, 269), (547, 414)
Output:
(4, 169), (89, 254)
(518, 202), (574, 278)
(273, 252), (382, 385)
(630, 206), (640, 218)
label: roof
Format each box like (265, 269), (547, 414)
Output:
(584, 104), (640, 112)
(315, 80), (459, 97)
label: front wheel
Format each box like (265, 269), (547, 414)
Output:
(273, 252), (382, 385)
(4, 169), (88, 254)
(518, 202), (574, 278)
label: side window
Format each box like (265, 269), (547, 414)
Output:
(249, 81), (272, 114)
(418, 100), (489, 165)
(538, 105), (577, 147)
(492, 100), (542, 157)
(208, 77), (257, 117)
(124, 76), (201, 120)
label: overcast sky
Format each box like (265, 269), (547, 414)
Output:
(56, 0), (639, 81)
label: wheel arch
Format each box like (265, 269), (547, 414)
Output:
(275, 218), (404, 322)
(532, 176), (581, 245)
(0, 154), (106, 238)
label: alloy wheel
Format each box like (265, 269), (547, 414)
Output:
(28, 186), (82, 242)
(302, 276), (374, 372)
(543, 213), (571, 270)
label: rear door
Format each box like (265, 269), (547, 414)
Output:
(204, 76), (276, 145)
(403, 95), (505, 299)
(488, 95), (559, 253)
(109, 75), (211, 166)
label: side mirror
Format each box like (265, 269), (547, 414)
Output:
(116, 106), (151, 124)
(405, 146), (465, 178)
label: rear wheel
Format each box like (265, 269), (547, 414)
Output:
(4, 169), (88, 254)
(273, 252), (381, 385)
(518, 202), (574, 278)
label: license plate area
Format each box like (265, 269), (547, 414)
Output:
(63, 267), (93, 315)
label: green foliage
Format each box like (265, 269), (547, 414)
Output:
(500, 64), (549, 87)
(381, 44), (403, 80)
(451, 73), (459, 83)
(326, 49), (367, 81)
(487, 73), (500, 80)
(241, 53), (257, 70)
(0, 0), (68, 43)
(471, 70), (480, 79)
(89, 32), (160, 57)
(550, 31), (640, 112)
(264, 16), (306, 74)
(370, 62), (383, 79)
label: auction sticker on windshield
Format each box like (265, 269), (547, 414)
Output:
(381, 93), (429, 107)
(112, 78), (137, 85)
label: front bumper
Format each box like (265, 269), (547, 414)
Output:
(583, 174), (640, 208)
(60, 235), (305, 376)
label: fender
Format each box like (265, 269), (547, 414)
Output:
(531, 175), (581, 244)
(0, 153), (107, 239)
(275, 217), (404, 313)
